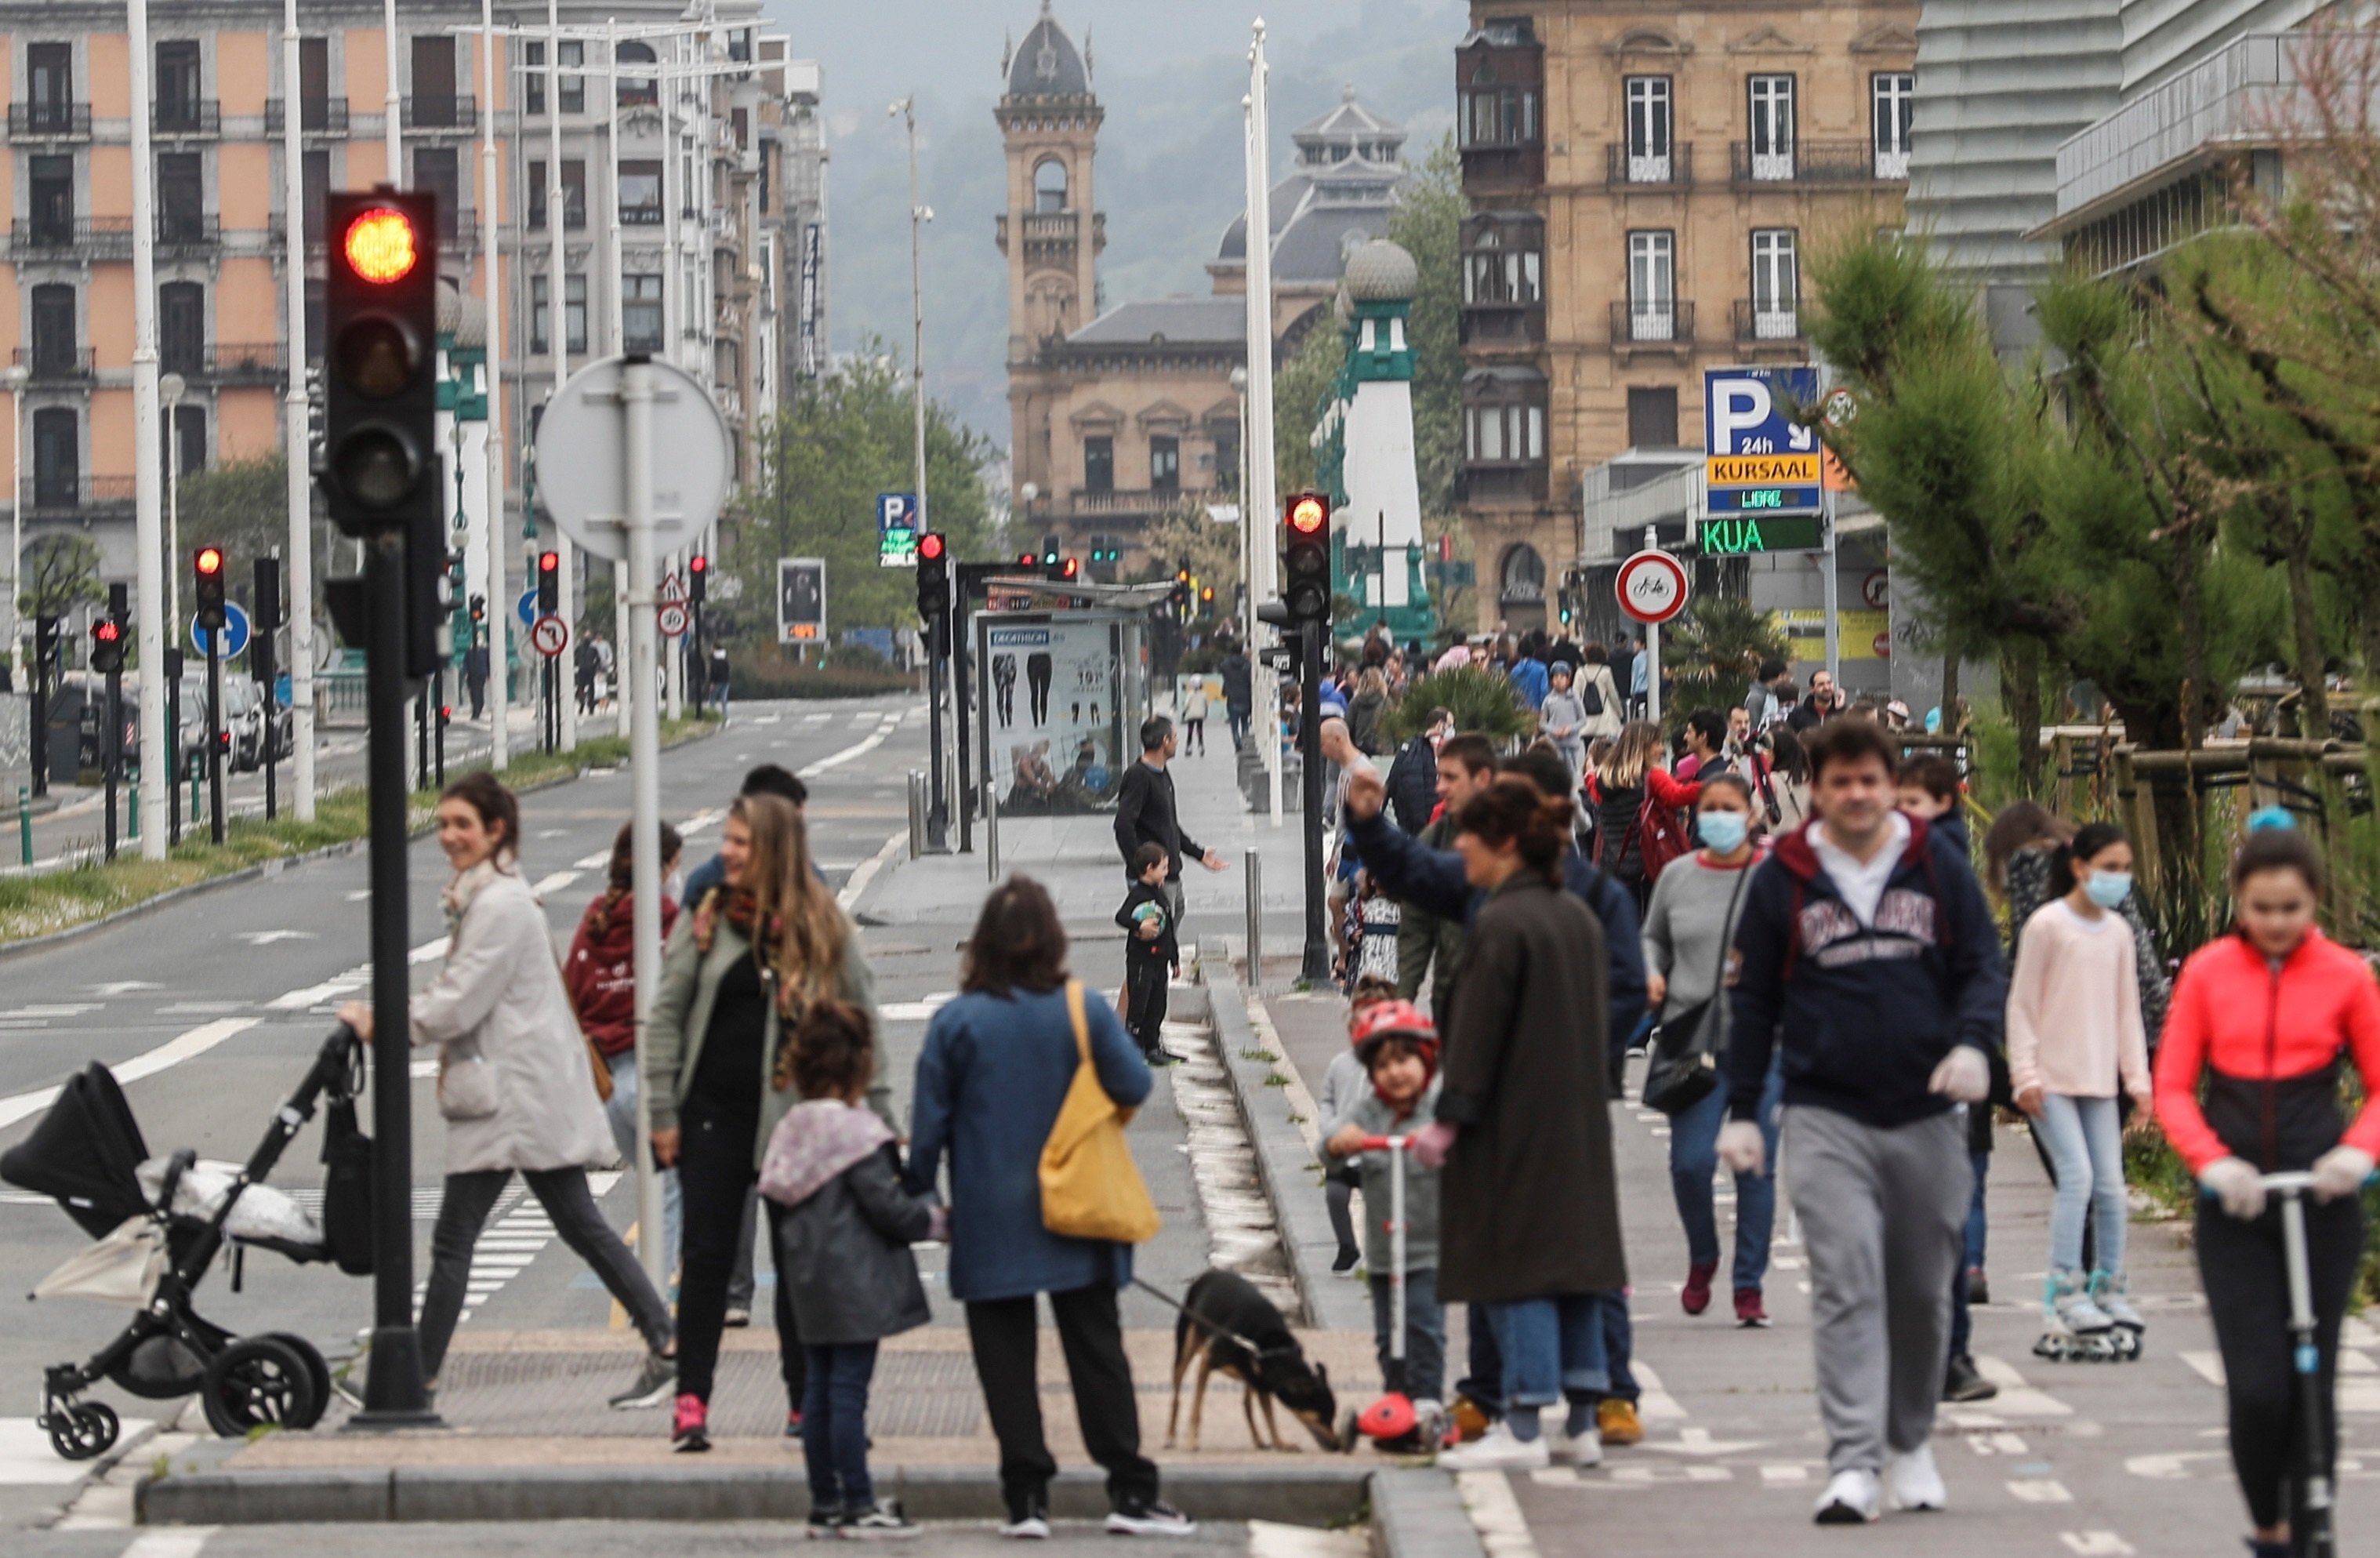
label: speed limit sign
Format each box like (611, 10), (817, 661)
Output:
(1616, 550), (1689, 625)
(657, 598), (691, 639)
(529, 612), (571, 659)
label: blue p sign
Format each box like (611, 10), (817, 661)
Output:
(877, 492), (918, 532)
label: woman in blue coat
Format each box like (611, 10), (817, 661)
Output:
(907, 875), (1192, 1542)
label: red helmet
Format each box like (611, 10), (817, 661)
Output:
(1350, 1000), (1438, 1071)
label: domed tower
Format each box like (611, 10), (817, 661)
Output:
(1327, 238), (1431, 634)
(996, 4), (1102, 363)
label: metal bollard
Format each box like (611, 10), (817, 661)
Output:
(906, 771), (927, 860)
(1244, 846), (1262, 986)
(127, 784), (139, 842)
(984, 778), (1001, 882)
(18, 786), (30, 867)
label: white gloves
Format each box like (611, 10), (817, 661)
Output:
(1928, 1046), (1990, 1105)
(2200, 1157), (2267, 1221)
(2312, 1144), (2377, 1204)
(1717, 1120), (1765, 1176)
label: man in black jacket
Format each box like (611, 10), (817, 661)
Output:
(1386, 707), (1449, 835)
(1113, 716), (1226, 931)
(1219, 648), (1253, 752)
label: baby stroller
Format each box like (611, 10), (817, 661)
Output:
(0, 1026), (364, 1460)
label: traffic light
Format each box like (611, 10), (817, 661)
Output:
(536, 550), (560, 612)
(1060, 556), (1080, 582)
(1283, 492), (1331, 624)
(193, 545), (228, 631)
(1017, 552), (1038, 569)
(916, 532), (949, 619)
(89, 615), (125, 674)
(321, 191), (437, 540)
(469, 593), (487, 624)
(1040, 532), (1061, 570)
(688, 554), (708, 606)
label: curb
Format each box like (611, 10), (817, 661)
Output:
(134, 1461), (1375, 1527)
(1203, 974), (1369, 1334)
(1370, 1467), (1488, 1558)
(0, 725), (718, 964)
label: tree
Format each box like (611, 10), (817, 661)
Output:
(1661, 597), (1789, 728)
(17, 532), (103, 624)
(173, 455), (302, 622)
(1389, 133), (1464, 518)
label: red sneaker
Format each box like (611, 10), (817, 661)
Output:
(1681, 1261), (1718, 1316)
(671, 1393), (710, 1453)
(1735, 1287), (1769, 1327)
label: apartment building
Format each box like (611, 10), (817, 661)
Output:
(1452, 5), (1917, 634)
(0, 1), (818, 600)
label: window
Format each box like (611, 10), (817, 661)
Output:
(1462, 222), (1542, 305)
(1084, 436), (1114, 493)
(157, 152), (205, 241)
(619, 159), (663, 224)
(524, 41), (545, 114)
(1624, 77), (1671, 182)
(167, 403), (205, 478)
(1150, 435), (1180, 492)
(31, 285), (76, 375)
(29, 154), (73, 240)
(1873, 72), (1915, 179)
(158, 281), (204, 376)
(28, 43), (72, 126)
(415, 147), (459, 238)
(411, 36), (458, 125)
(560, 41), (583, 115)
(1748, 74), (1795, 180)
(155, 42), (202, 130)
(1465, 401), (1544, 463)
(1751, 228), (1799, 338)
(33, 407), (78, 506)
(529, 274), (587, 355)
(528, 159), (587, 229)
(1033, 158), (1068, 213)
(1500, 545), (1546, 605)
(623, 274), (664, 352)
(302, 149), (327, 244)
(1627, 231), (1675, 340)
(1627, 387), (1678, 449)
(1461, 84), (1538, 147)
(616, 40), (657, 106)
(298, 37), (330, 127)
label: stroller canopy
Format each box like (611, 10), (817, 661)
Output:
(0, 1063), (153, 1239)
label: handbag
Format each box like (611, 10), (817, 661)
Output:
(436, 1039), (500, 1121)
(1642, 863), (1753, 1117)
(318, 1096), (376, 1276)
(1039, 979), (1162, 1244)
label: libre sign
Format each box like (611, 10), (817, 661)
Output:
(1703, 367), (1823, 522)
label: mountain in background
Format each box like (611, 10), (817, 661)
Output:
(770, 0), (1467, 452)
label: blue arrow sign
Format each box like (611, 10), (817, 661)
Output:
(190, 601), (252, 659)
(517, 588), (538, 629)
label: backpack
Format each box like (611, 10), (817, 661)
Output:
(1577, 671), (1605, 719)
(1635, 791), (1692, 882)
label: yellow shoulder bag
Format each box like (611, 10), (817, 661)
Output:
(1039, 979), (1162, 1244)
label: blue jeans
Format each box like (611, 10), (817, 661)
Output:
(1464, 1293), (1634, 1411)
(1595, 1291), (1638, 1402)
(2037, 1093), (2127, 1274)
(1963, 1149), (1990, 1270)
(801, 1341), (880, 1511)
(1669, 1059), (1783, 1287)
(1483, 1296), (1607, 1413)
(1366, 1269), (1446, 1404)
(600, 1052), (682, 1277)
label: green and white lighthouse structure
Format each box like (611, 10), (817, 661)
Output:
(1312, 237), (1435, 646)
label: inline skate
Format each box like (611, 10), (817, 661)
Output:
(2090, 1269), (2145, 1360)
(2034, 1268), (2120, 1361)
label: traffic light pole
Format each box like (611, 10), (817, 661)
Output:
(925, 607), (949, 852)
(1297, 619), (1329, 984)
(164, 652), (181, 848)
(954, 610), (973, 854)
(103, 664), (122, 863)
(205, 628), (224, 846)
(29, 617), (53, 799)
(622, 358), (670, 1294)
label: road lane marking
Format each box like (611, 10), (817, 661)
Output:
(2061, 1536), (2137, 1556)
(266, 938), (448, 1011)
(799, 716), (902, 780)
(836, 829), (908, 912)
(0, 1019), (260, 1130)
(1456, 1470), (1543, 1556)
(531, 870), (582, 896)
(1627, 1359), (1689, 1422)
(2008, 1478), (2074, 1502)
(235, 930), (315, 946)
(116, 1527), (216, 1557)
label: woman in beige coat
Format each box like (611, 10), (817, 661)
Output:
(344, 772), (676, 1405)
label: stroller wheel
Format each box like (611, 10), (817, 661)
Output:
(259, 1333), (333, 1429)
(201, 1336), (319, 1437)
(47, 1400), (119, 1461)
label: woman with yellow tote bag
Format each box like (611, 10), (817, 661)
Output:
(906, 877), (1192, 1539)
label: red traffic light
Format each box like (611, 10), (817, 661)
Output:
(194, 546), (224, 577)
(688, 554), (708, 574)
(1287, 494), (1328, 535)
(92, 619), (120, 644)
(1018, 552), (1038, 568)
(918, 533), (946, 561)
(539, 551), (559, 573)
(1061, 557), (1080, 579)
(343, 206), (420, 284)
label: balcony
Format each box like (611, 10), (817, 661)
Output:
(153, 213), (221, 253)
(263, 97), (350, 135)
(1732, 299), (1803, 342)
(20, 476), (136, 515)
(1068, 487), (1180, 518)
(153, 100), (220, 136)
(1459, 462), (1548, 504)
(1730, 140), (1909, 187)
(12, 346), (95, 382)
(1604, 143), (1693, 190)
(1459, 298), (1545, 347)
(10, 217), (136, 258)
(1609, 300), (1696, 348)
(620, 204), (665, 227)
(402, 94), (477, 132)
(187, 343), (283, 385)
(8, 101), (91, 139)
(526, 202), (588, 232)
(1460, 140), (1543, 192)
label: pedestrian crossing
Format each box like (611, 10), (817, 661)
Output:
(408, 1171), (622, 1332)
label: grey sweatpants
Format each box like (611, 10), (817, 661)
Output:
(1783, 1105), (1971, 1474)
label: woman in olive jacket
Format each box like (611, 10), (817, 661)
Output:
(643, 791), (881, 1450)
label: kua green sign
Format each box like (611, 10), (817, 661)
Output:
(1696, 514), (1826, 556)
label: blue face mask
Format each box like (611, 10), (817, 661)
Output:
(1696, 811), (1749, 854)
(2084, 870), (2132, 910)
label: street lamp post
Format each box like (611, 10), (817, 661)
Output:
(891, 93), (943, 846)
(161, 372), (186, 638)
(3, 363), (26, 692)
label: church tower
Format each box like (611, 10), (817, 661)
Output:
(998, 4), (1103, 496)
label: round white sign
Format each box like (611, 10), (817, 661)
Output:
(1616, 550), (1689, 625)
(529, 612), (571, 659)
(656, 599), (691, 639)
(534, 355), (732, 568)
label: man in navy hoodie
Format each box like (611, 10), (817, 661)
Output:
(1721, 718), (2003, 1526)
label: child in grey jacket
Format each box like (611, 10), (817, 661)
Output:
(1325, 999), (1446, 1444)
(1322, 978), (1399, 1273)
(762, 1001), (947, 1537)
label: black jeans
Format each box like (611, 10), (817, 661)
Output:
(676, 1103), (803, 1407)
(2197, 1194), (2365, 1531)
(1123, 957), (1169, 1053)
(421, 1166), (673, 1381)
(966, 1284), (1158, 1514)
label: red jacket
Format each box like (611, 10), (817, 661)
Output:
(565, 890), (680, 1058)
(2153, 929), (2380, 1174)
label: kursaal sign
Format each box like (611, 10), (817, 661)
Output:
(1703, 367), (1824, 521)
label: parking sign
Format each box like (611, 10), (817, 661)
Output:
(1703, 367), (1822, 516)
(877, 492), (919, 569)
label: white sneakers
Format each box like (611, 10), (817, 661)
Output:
(1813, 1468), (1882, 1525)
(1888, 1443), (1946, 1511)
(1544, 1423), (1605, 1468)
(1435, 1421), (1552, 1472)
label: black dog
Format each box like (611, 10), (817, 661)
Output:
(1165, 1269), (1339, 1451)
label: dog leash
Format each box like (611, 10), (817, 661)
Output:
(1129, 1277), (1297, 1360)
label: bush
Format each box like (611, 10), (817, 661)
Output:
(728, 645), (914, 699)
(824, 641), (890, 671)
(1378, 664), (1533, 746)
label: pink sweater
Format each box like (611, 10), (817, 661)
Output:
(2005, 900), (2150, 1100)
